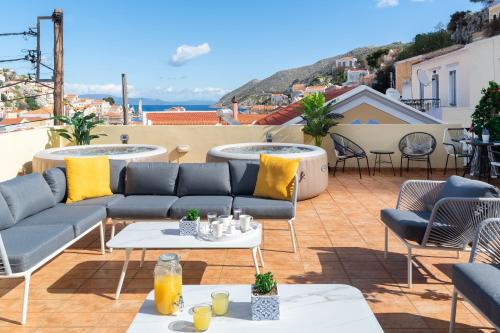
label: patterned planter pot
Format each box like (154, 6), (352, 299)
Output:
(179, 217), (199, 236)
(251, 285), (280, 321)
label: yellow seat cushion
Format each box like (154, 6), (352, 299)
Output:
(65, 156), (113, 203)
(253, 154), (300, 201)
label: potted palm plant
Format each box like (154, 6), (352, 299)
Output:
(180, 209), (200, 236)
(300, 92), (343, 146)
(52, 111), (107, 145)
(251, 272), (279, 320)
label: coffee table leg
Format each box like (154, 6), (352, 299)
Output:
(257, 246), (265, 268)
(115, 248), (132, 300)
(140, 248), (146, 268)
(251, 247), (260, 274)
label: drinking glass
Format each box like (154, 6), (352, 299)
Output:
(207, 212), (218, 231)
(233, 208), (242, 221)
(193, 303), (212, 331)
(211, 290), (229, 316)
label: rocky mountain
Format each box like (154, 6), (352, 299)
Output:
(218, 42), (404, 106)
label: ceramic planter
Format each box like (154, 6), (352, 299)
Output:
(251, 285), (280, 321)
(179, 217), (199, 236)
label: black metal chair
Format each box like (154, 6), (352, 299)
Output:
(442, 128), (473, 175)
(399, 132), (437, 179)
(330, 133), (370, 178)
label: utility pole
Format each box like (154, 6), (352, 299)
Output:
(121, 73), (129, 125)
(52, 9), (64, 124)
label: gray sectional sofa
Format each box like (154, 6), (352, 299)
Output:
(0, 160), (298, 324)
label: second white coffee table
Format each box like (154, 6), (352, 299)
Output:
(106, 221), (263, 299)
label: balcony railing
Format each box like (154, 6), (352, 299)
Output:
(400, 99), (441, 112)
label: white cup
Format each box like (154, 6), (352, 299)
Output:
(212, 221), (224, 238)
(218, 215), (232, 229)
(240, 215), (253, 232)
(227, 224), (235, 234)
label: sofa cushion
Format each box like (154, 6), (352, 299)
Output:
(108, 195), (178, 218)
(0, 224), (74, 273)
(453, 263), (500, 328)
(109, 159), (127, 194)
(16, 204), (107, 237)
(233, 196), (294, 219)
(0, 173), (56, 222)
(169, 196), (233, 219)
(126, 162), (179, 195)
(380, 209), (431, 243)
(437, 176), (500, 202)
(43, 167), (67, 203)
(68, 194), (124, 208)
(177, 163), (231, 196)
(229, 160), (260, 196)
(0, 194), (15, 231)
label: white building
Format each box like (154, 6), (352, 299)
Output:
(489, 0), (500, 21)
(409, 34), (500, 125)
(270, 93), (288, 105)
(336, 56), (357, 68)
(345, 69), (370, 85)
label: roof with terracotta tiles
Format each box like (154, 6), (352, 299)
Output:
(254, 86), (356, 125)
(146, 111), (267, 125)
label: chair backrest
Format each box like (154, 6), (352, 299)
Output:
(469, 218), (500, 264)
(399, 132), (437, 156)
(443, 128), (469, 155)
(330, 133), (365, 158)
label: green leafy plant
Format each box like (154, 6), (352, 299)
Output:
(185, 209), (200, 221)
(52, 111), (107, 145)
(300, 92), (343, 147)
(254, 272), (277, 295)
(471, 81), (500, 141)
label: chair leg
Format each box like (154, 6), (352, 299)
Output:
(333, 160), (338, 176)
(400, 156), (403, 176)
(449, 289), (458, 333)
(407, 247), (413, 288)
(288, 218), (297, 253)
(99, 221), (105, 255)
(384, 226), (388, 259)
(342, 159), (346, 173)
(454, 155), (458, 175)
(109, 218), (116, 253)
(444, 154), (449, 175)
(365, 157), (371, 176)
(140, 248), (146, 268)
(21, 273), (31, 325)
(428, 156), (433, 175)
(356, 158), (362, 179)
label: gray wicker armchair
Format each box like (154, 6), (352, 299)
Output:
(449, 218), (500, 332)
(381, 176), (500, 288)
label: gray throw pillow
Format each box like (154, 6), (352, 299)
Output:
(436, 176), (500, 202)
(0, 173), (56, 222)
(43, 167), (67, 203)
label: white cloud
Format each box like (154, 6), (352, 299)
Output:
(376, 0), (399, 7)
(169, 43), (211, 66)
(65, 83), (136, 96)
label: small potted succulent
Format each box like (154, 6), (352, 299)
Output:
(180, 209), (200, 236)
(251, 272), (279, 321)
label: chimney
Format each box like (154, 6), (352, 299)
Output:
(231, 96), (239, 121)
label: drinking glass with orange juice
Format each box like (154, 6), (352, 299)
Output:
(193, 304), (212, 331)
(211, 290), (229, 316)
(154, 254), (183, 315)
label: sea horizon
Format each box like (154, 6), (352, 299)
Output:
(131, 104), (217, 112)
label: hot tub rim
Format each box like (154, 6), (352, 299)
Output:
(207, 142), (326, 160)
(34, 144), (168, 161)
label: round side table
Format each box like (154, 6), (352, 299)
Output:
(370, 150), (395, 176)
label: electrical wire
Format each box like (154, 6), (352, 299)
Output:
(0, 28), (37, 37)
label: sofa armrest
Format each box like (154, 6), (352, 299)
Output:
(422, 197), (500, 248)
(0, 233), (12, 275)
(396, 180), (444, 211)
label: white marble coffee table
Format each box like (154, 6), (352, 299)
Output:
(107, 222), (263, 299)
(127, 284), (383, 332)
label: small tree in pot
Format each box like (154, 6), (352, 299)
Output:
(471, 81), (500, 141)
(52, 111), (107, 145)
(251, 272), (279, 320)
(300, 92), (343, 147)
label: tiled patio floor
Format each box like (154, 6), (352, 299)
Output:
(0, 170), (498, 332)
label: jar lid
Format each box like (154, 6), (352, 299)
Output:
(158, 253), (179, 263)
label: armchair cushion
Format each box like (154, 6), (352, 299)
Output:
(0, 194), (15, 231)
(453, 263), (500, 328)
(126, 162), (179, 195)
(436, 176), (499, 202)
(0, 173), (56, 222)
(380, 209), (431, 243)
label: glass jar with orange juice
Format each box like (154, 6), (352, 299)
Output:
(154, 253), (183, 315)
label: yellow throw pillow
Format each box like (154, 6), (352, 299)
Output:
(253, 154), (300, 201)
(65, 156), (113, 203)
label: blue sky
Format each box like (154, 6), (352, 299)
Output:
(1, 0), (482, 101)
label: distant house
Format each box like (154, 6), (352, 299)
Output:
(489, 0), (500, 21)
(291, 84), (306, 102)
(304, 85), (328, 95)
(254, 85), (443, 126)
(336, 56), (357, 68)
(345, 69), (370, 85)
(270, 93), (289, 106)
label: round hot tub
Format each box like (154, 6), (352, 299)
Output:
(207, 143), (328, 201)
(32, 144), (168, 173)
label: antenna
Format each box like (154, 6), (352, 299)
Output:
(417, 69), (431, 86)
